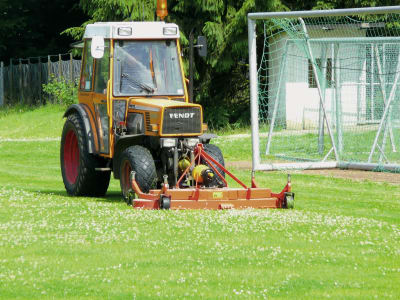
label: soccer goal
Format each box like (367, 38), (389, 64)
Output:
(248, 6), (400, 172)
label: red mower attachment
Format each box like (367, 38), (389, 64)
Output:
(127, 144), (294, 210)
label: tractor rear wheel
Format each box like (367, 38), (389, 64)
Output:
(119, 145), (157, 201)
(202, 143), (225, 178)
(61, 113), (110, 196)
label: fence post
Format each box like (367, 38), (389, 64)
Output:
(39, 57), (42, 104)
(70, 53), (73, 83)
(47, 55), (51, 81)
(0, 61), (4, 106)
(27, 58), (31, 105)
(19, 58), (23, 104)
(9, 59), (13, 104)
(58, 54), (62, 79)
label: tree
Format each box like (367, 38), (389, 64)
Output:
(0, 0), (86, 62)
(66, 0), (399, 128)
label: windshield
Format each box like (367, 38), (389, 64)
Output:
(113, 40), (184, 96)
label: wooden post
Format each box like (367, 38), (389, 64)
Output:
(70, 53), (73, 83)
(19, 58), (23, 104)
(59, 54), (62, 79)
(39, 57), (42, 104)
(9, 59), (13, 104)
(27, 58), (31, 105)
(47, 55), (51, 81)
(47, 56), (51, 104)
(0, 61), (4, 106)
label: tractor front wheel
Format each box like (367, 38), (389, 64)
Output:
(119, 145), (157, 202)
(61, 113), (110, 196)
(202, 143), (225, 178)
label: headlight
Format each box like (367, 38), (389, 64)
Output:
(186, 138), (199, 148)
(163, 27), (177, 35)
(118, 27), (132, 36)
(160, 138), (177, 148)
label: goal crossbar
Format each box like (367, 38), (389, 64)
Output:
(248, 6), (400, 20)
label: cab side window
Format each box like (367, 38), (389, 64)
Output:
(80, 40), (94, 91)
(94, 40), (110, 94)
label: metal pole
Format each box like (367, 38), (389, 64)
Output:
(256, 161), (338, 171)
(189, 31), (194, 103)
(249, 6), (400, 20)
(371, 44), (375, 121)
(318, 45), (328, 155)
(291, 37), (400, 44)
(299, 18), (339, 161)
(368, 50), (400, 162)
(248, 18), (261, 171)
(374, 44), (396, 159)
(357, 53), (366, 123)
(0, 61), (3, 106)
(265, 41), (289, 154)
(338, 161), (400, 172)
(331, 44), (336, 130)
(334, 44), (343, 154)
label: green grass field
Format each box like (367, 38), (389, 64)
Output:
(0, 105), (399, 299)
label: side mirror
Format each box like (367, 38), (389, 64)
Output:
(91, 36), (105, 59)
(197, 36), (207, 58)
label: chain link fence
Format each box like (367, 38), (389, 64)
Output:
(0, 54), (81, 106)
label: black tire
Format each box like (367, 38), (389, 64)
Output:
(119, 145), (157, 200)
(61, 113), (110, 197)
(202, 143), (225, 178)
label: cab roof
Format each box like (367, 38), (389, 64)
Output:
(83, 21), (180, 40)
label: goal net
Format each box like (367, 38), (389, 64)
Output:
(248, 6), (400, 172)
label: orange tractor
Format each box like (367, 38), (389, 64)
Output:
(60, 2), (294, 209)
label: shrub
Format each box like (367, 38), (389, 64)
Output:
(42, 75), (78, 107)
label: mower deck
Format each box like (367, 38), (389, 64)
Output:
(128, 144), (294, 210)
(128, 172), (293, 210)
(134, 187), (280, 209)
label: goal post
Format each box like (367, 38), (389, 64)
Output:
(248, 6), (400, 172)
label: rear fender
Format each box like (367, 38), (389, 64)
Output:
(63, 104), (98, 154)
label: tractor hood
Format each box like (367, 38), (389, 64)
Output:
(128, 98), (202, 111)
(127, 98), (204, 136)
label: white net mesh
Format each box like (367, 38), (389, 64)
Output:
(256, 11), (400, 171)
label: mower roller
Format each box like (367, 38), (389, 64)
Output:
(60, 0), (294, 209)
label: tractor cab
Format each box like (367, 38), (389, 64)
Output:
(76, 21), (206, 156)
(82, 22), (185, 98)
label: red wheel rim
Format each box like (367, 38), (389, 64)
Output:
(64, 130), (80, 184)
(121, 160), (132, 196)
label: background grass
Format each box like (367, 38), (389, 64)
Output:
(0, 105), (399, 299)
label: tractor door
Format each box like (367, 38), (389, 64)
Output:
(79, 40), (95, 108)
(92, 40), (111, 155)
